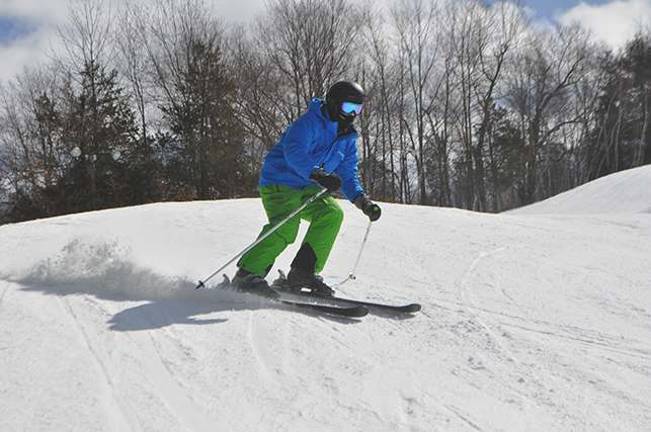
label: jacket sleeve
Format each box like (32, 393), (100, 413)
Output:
(335, 139), (365, 202)
(282, 116), (319, 181)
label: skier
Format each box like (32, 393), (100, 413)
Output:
(232, 81), (381, 298)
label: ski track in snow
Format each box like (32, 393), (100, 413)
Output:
(500, 320), (651, 360)
(61, 294), (224, 432)
(247, 311), (276, 385)
(0, 282), (11, 355)
(58, 296), (139, 432)
(0, 278), (10, 306)
(451, 242), (631, 431)
(93, 296), (224, 432)
(432, 297), (651, 361)
(459, 239), (651, 429)
(456, 248), (523, 362)
(454, 247), (541, 415)
(444, 404), (484, 431)
(0, 285), (8, 314)
(135, 329), (219, 432)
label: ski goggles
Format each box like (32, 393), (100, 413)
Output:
(341, 101), (363, 116)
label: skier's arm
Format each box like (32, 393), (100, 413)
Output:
(282, 118), (319, 180)
(335, 140), (365, 202)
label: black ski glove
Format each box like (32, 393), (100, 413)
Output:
(310, 169), (342, 193)
(354, 195), (381, 222)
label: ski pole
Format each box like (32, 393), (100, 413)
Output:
(335, 220), (372, 288)
(195, 188), (329, 289)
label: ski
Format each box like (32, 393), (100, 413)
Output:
(276, 291), (421, 315)
(327, 296), (421, 314)
(270, 272), (421, 315)
(211, 275), (368, 318)
(278, 300), (368, 318)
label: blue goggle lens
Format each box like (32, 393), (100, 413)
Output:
(341, 101), (363, 116)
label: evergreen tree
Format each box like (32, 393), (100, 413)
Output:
(59, 61), (142, 212)
(159, 38), (254, 200)
(587, 34), (651, 179)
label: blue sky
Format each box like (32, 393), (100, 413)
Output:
(522, 0), (607, 17)
(0, 16), (33, 44)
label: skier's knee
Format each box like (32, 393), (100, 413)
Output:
(279, 229), (299, 245)
(327, 203), (344, 227)
(277, 220), (300, 244)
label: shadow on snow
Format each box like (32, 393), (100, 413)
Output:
(9, 239), (362, 331)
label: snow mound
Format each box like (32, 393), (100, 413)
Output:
(16, 239), (197, 301)
(1, 195), (650, 431)
(510, 164), (651, 215)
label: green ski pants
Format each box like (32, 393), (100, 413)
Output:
(238, 185), (344, 276)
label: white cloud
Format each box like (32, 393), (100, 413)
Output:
(0, 0), (69, 83)
(0, 0), (69, 22)
(558, 0), (651, 50)
(204, 0), (266, 23)
(0, 32), (47, 82)
(0, 0), (270, 84)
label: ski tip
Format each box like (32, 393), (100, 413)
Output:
(405, 303), (422, 313)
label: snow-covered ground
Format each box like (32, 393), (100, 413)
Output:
(1, 166), (650, 432)
(510, 164), (651, 215)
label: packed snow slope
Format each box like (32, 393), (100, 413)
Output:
(510, 164), (651, 215)
(1, 169), (650, 432)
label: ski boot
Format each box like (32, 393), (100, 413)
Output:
(277, 267), (335, 297)
(231, 268), (279, 299)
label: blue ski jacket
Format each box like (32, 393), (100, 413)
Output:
(259, 98), (365, 202)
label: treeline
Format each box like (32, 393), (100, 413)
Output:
(0, 0), (650, 223)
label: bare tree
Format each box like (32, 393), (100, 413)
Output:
(115, 2), (151, 147)
(504, 25), (592, 204)
(470, 2), (522, 211)
(57, 0), (115, 77)
(362, 9), (398, 201)
(444, 0), (522, 210)
(392, 0), (441, 205)
(257, 0), (362, 120)
(0, 65), (73, 217)
(228, 25), (287, 167)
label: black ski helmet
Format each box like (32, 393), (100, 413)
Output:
(325, 81), (366, 123)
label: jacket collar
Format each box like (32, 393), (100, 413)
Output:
(309, 98), (333, 122)
(308, 98), (358, 139)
